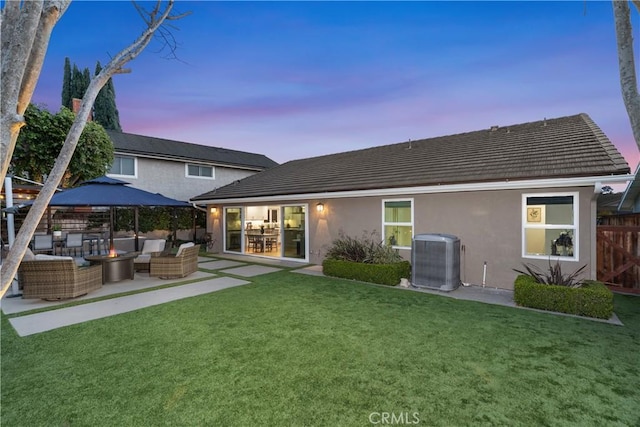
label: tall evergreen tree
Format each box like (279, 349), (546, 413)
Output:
(71, 64), (85, 100)
(61, 57), (72, 109)
(82, 67), (91, 91)
(93, 61), (122, 131)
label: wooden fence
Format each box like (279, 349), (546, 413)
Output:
(597, 213), (640, 289)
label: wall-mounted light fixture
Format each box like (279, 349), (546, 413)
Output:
(210, 207), (218, 214)
(316, 202), (324, 213)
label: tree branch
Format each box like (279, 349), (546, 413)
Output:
(613, 0), (640, 151)
(1, 0), (185, 296)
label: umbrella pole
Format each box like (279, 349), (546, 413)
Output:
(192, 208), (197, 242)
(110, 207), (115, 253)
(134, 207), (139, 252)
(173, 208), (178, 247)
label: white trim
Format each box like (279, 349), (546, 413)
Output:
(108, 155), (137, 179)
(195, 174), (634, 205)
(382, 198), (414, 250)
(521, 192), (579, 261)
(185, 163), (215, 180)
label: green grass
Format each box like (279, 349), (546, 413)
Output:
(2, 270), (639, 426)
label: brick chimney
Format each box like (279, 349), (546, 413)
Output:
(71, 98), (92, 121)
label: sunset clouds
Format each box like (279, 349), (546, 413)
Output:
(32, 1), (638, 173)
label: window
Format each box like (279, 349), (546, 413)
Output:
(522, 193), (578, 260)
(109, 155), (136, 177)
(383, 199), (413, 248)
(186, 164), (214, 179)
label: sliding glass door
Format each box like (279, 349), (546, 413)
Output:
(223, 204), (307, 260)
(224, 208), (242, 252)
(282, 205), (306, 259)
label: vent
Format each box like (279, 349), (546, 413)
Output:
(411, 233), (461, 291)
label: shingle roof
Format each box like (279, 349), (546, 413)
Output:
(106, 130), (278, 170)
(191, 113), (630, 201)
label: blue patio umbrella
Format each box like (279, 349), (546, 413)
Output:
(42, 176), (192, 251)
(46, 176), (191, 207)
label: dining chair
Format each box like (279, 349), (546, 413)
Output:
(64, 233), (84, 257)
(248, 235), (262, 252)
(265, 236), (277, 252)
(32, 234), (54, 254)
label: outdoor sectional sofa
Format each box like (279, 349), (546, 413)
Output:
(18, 256), (103, 300)
(149, 243), (200, 279)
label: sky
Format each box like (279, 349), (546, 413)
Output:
(31, 1), (640, 177)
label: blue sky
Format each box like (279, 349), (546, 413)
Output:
(32, 1), (639, 174)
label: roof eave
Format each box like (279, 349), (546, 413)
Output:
(192, 173), (635, 204)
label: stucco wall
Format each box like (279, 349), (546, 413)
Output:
(208, 186), (596, 290)
(109, 157), (257, 201)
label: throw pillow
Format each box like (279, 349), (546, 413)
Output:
(175, 242), (195, 257)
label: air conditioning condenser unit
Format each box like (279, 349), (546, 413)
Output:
(411, 233), (461, 291)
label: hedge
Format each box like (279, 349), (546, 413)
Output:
(513, 275), (613, 319)
(322, 259), (411, 286)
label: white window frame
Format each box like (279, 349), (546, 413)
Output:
(382, 198), (414, 250)
(108, 155), (137, 178)
(522, 192), (579, 261)
(185, 163), (215, 180)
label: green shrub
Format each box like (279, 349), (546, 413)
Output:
(514, 275), (613, 319)
(322, 259), (411, 286)
(513, 260), (587, 287)
(325, 230), (404, 264)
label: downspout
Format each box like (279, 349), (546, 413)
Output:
(191, 202), (207, 213)
(591, 182), (602, 280)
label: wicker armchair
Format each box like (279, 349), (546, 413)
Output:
(134, 239), (167, 272)
(149, 244), (200, 279)
(18, 258), (103, 300)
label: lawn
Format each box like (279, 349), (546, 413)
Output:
(2, 269), (639, 426)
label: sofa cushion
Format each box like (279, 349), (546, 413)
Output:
(134, 254), (152, 264)
(34, 254), (74, 261)
(142, 239), (165, 254)
(175, 242), (195, 257)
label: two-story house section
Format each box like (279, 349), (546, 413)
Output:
(106, 130), (278, 202)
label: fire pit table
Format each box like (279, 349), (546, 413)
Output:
(85, 253), (137, 283)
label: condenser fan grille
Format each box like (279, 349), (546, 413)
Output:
(411, 234), (460, 291)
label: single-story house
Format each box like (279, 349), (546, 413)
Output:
(191, 113), (633, 289)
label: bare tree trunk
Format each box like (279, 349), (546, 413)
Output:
(0, 1), (182, 296)
(1, 1), (69, 182)
(613, 0), (640, 150)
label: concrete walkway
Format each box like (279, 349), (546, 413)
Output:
(9, 276), (250, 337)
(1, 271), (217, 315)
